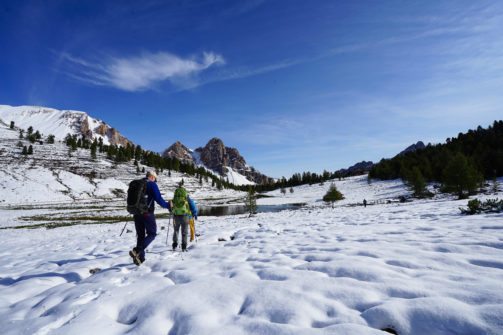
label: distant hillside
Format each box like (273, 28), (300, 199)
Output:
(0, 105), (132, 146)
(0, 104), (254, 205)
(369, 120), (503, 181)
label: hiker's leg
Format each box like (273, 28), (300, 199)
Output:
(181, 216), (189, 250)
(172, 216), (182, 248)
(134, 214), (145, 251)
(142, 213), (157, 255)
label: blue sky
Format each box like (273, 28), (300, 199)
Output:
(1, 1), (502, 178)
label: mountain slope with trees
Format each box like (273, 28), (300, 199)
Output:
(369, 120), (503, 198)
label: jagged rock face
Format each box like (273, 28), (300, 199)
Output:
(80, 116), (92, 138)
(399, 141), (426, 156)
(195, 137), (272, 184)
(95, 124), (108, 137)
(334, 161), (374, 177)
(85, 117), (131, 146)
(196, 138), (228, 175)
(161, 137), (272, 184)
(346, 161), (374, 175)
(226, 147), (247, 170)
(107, 128), (131, 147)
(162, 141), (194, 163)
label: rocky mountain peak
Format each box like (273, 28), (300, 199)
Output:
(196, 138), (230, 175)
(398, 141), (426, 156)
(162, 141), (193, 163)
(162, 137), (272, 184)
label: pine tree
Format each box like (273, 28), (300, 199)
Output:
(19, 129), (24, 139)
(22, 146), (28, 155)
(27, 145), (33, 155)
(199, 175), (203, 185)
(442, 153), (482, 199)
(9, 121), (14, 129)
(47, 134), (55, 144)
(280, 187), (286, 195)
(403, 167), (428, 197)
(290, 187), (294, 194)
(323, 183), (344, 207)
(27, 126), (33, 135)
(34, 131), (41, 140)
(90, 144), (97, 159)
(28, 134), (36, 143)
(245, 186), (257, 216)
(173, 159), (180, 172)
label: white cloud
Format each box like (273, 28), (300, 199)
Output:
(60, 51), (225, 91)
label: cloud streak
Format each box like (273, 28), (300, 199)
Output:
(60, 51), (225, 91)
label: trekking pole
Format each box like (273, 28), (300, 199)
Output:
(195, 219), (198, 243)
(119, 221), (128, 237)
(166, 214), (171, 245)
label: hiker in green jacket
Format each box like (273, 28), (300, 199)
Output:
(171, 183), (198, 251)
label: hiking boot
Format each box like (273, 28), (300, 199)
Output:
(181, 244), (187, 252)
(129, 248), (142, 266)
(172, 243), (178, 251)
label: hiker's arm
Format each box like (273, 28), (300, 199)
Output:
(152, 183), (171, 210)
(188, 197), (198, 218)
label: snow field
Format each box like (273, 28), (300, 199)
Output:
(0, 191), (502, 335)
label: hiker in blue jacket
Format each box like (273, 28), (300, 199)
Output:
(129, 171), (171, 265)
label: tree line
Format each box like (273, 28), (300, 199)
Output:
(63, 134), (240, 191)
(369, 120), (503, 198)
(10, 122), (56, 156)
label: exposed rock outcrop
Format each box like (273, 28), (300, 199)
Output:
(335, 161), (374, 177)
(398, 141), (426, 156)
(195, 138), (272, 184)
(162, 141), (194, 163)
(162, 137), (272, 184)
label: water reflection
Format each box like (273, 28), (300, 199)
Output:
(198, 203), (305, 216)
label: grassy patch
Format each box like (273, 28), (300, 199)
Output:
(5, 212), (173, 230)
(256, 194), (274, 199)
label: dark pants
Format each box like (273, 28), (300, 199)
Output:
(172, 215), (189, 249)
(134, 213), (157, 261)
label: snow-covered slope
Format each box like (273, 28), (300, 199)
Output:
(0, 176), (501, 334)
(223, 166), (255, 186)
(260, 175), (407, 206)
(0, 105), (257, 186)
(0, 105), (128, 145)
(0, 120), (245, 207)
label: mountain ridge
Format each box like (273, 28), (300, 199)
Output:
(163, 137), (273, 185)
(0, 105), (132, 147)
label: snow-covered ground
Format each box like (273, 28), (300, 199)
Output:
(0, 176), (502, 334)
(260, 177), (407, 206)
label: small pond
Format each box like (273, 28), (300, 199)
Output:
(198, 203), (306, 217)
